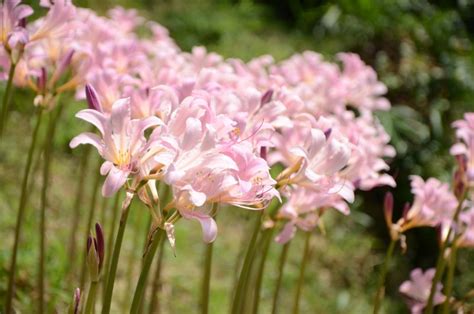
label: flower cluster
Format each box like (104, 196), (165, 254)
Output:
(1, 3), (396, 245)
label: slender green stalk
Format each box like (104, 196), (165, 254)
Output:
(252, 227), (274, 314)
(272, 241), (290, 314)
(148, 234), (166, 314)
(426, 196), (466, 314)
(292, 231), (311, 314)
(85, 281), (99, 314)
(67, 145), (92, 277)
(38, 105), (63, 313)
(373, 239), (396, 314)
(201, 241), (214, 314)
(80, 162), (102, 290)
(102, 192), (121, 303)
(231, 210), (263, 314)
(102, 191), (134, 314)
(442, 244), (459, 314)
(0, 62), (18, 139)
(229, 215), (253, 312)
(5, 110), (44, 314)
(130, 229), (164, 314)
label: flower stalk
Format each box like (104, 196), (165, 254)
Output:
(232, 210), (263, 314)
(425, 192), (466, 313)
(5, 109), (44, 314)
(0, 62), (18, 139)
(38, 103), (63, 313)
(272, 241), (290, 314)
(292, 231), (312, 314)
(373, 239), (397, 314)
(130, 228), (164, 314)
(201, 204), (218, 314)
(252, 227), (274, 314)
(442, 242), (459, 314)
(80, 162), (103, 290)
(102, 190), (135, 314)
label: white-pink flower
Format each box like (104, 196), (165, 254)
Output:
(399, 268), (445, 314)
(0, 0), (33, 51)
(274, 187), (349, 244)
(70, 97), (168, 197)
(396, 176), (458, 232)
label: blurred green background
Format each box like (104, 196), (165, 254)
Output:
(1, 0), (474, 312)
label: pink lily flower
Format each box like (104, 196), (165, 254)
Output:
(275, 187), (349, 244)
(0, 0), (33, 52)
(395, 176), (458, 232)
(70, 96), (167, 197)
(399, 268), (445, 314)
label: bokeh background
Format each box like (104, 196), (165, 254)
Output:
(1, 0), (474, 312)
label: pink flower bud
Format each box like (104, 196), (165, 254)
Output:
(260, 89), (273, 105)
(95, 223), (104, 270)
(85, 84), (101, 111)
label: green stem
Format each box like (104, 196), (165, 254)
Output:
(67, 145), (92, 278)
(252, 227), (274, 314)
(272, 241), (290, 314)
(373, 239), (396, 314)
(102, 191), (135, 314)
(292, 231), (311, 314)
(425, 196), (466, 314)
(102, 192), (121, 304)
(201, 241), (214, 314)
(5, 110), (44, 314)
(130, 229), (164, 314)
(442, 244), (459, 314)
(231, 210), (263, 314)
(0, 62), (18, 139)
(200, 205), (218, 314)
(85, 281), (99, 314)
(38, 105), (63, 313)
(148, 233), (166, 314)
(80, 162), (102, 290)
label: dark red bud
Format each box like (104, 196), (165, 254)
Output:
(324, 128), (332, 140)
(260, 146), (267, 161)
(260, 89), (273, 105)
(85, 84), (101, 111)
(95, 222), (104, 269)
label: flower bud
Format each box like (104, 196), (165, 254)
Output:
(324, 128), (332, 140)
(86, 223), (105, 282)
(51, 49), (75, 84)
(68, 287), (81, 314)
(87, 235), (100, 282)
(260, 146), (267, 161)
(260, 89), (273, 105)
(85, 84), (101, 111)
(95, 223), (104, 270)
(383, 192), (393, 229)
(37, 67), (47, 94)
